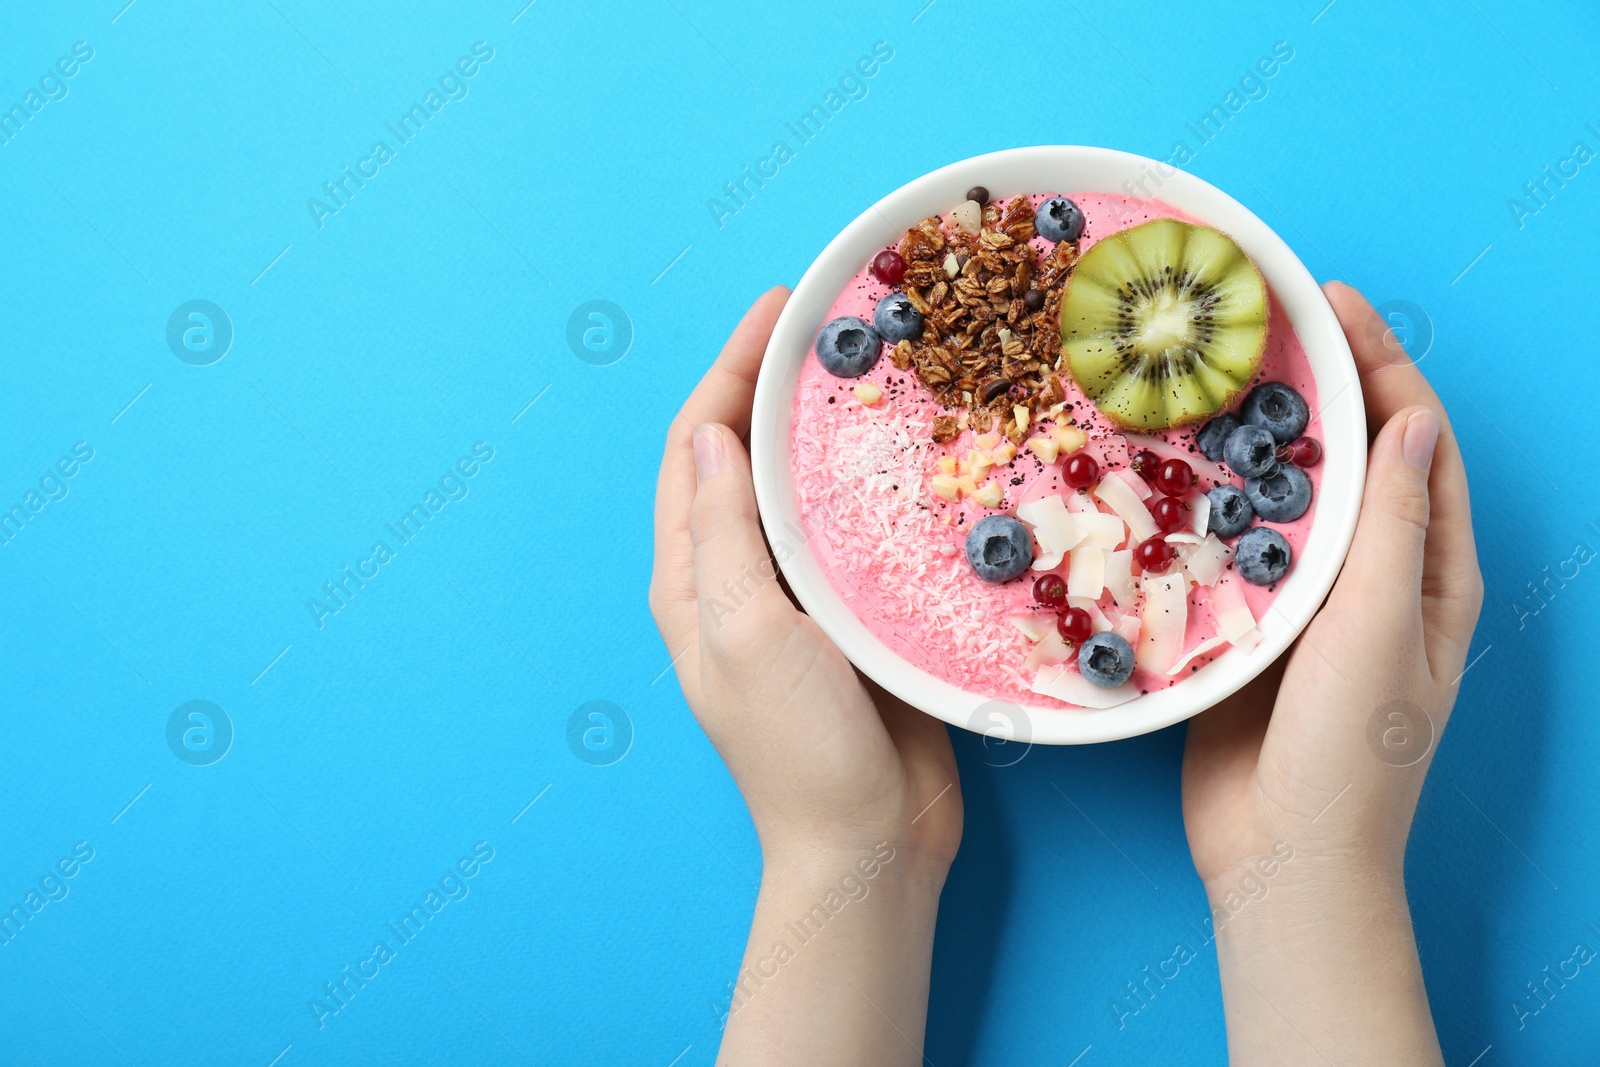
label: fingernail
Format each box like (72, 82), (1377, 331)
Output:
(1403, 409), (1439, 472)
(693, 424), (724, 482)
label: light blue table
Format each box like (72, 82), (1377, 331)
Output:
(2, 2), (1594, 1063)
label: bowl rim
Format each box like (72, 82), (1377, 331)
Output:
(749, 145), (1365, 745)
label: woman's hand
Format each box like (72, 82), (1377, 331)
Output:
(649, 284), (962, 877)
(649, 287), (962, 1065)
(1181, 281), (1484, 1065)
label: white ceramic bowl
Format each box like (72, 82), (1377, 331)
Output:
(750, 146), (1365, 745)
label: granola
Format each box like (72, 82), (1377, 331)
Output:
(892, 195), (1079, 443)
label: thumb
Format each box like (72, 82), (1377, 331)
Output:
(688, 423), (790, 647)
(1336, 406), (1440, 620)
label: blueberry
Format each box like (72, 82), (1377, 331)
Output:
(1223, 424), (1279, 479)
(1234, 527), (1292, 586)
(1244, 465), (1312, 523)
(815, 316), (882, 378)
(1206, 484), (1254, 539)
(872, 293), (923, 344)
(964, 515), (1033, 583)
(1241, 382), (1310, 443)
(1197, 414), (1241, 462)
(1035, 197), (1085, 243)
(1078, 632), (1135, 688)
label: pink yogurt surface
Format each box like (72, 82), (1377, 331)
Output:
(790, 194), (1322, 710)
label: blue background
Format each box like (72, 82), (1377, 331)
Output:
(1, 1), (1595, 1064)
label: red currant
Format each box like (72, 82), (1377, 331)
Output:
(870, 250), (906, 286)
(1153, 458), (1195, 497)
(1131, 449), (1162, 484)
(1033, 574), (1068, 609)
(1135, 536), (1176, 573)
(1057, 606), (1093, 646)
(1062, 453), (1100, 490)
(1290, 436), (1322, 467)
(1151, 495), (1189, 534)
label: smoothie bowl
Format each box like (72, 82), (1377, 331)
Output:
(749, 147), (1364, 744)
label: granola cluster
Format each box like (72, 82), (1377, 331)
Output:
(888, 195), (1079, 445)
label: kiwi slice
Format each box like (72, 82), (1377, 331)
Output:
(1059, 218), (1268, 430)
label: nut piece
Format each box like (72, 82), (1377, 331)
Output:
(852, 382), (884, 406)
(942, 253), (960, 279)
(951, 199), (982, 234)
(1053, 424), (1088, 454)
(1025, 435), (1062, 464)
(971, 480), (1003, 508)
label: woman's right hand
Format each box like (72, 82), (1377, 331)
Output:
(1180, 281), (1484, 1065)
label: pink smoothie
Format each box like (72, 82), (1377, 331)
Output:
(791, 194), (1322, 710)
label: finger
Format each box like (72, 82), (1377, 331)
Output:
(689, 423), (793, 651)
(1324, 282), (1482, 679)
(682, 285), (792, 439)
(1324, 280), (1443, 414)
(1327, 406), (1437, 636)
(649, 287), (790, 653)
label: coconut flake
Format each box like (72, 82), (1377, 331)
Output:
(1210, 573), (1260, 649)
(1031, 662), (1140, 708)
(1067, 545), (1105, 599)
(1076, 512), (1127, 550)
(1064, 491), (1098, 515)
(1136, 572), (1188, 673)
(1009, 612), (1056, 642)
(1168, 635), (1229, 676)
(1108, 467), (1152, 502)
(1017, 494), (1084, 556)
(1103, 549), (1136, 608)
(1094, 474), (1158, 543)
(1191, 491), (1211, 537)
(1178, 533), (1233, 588)
(1025, 631), (1075, 671)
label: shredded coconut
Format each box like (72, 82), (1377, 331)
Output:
(793, 378), (1038, 702)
